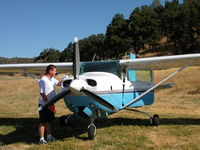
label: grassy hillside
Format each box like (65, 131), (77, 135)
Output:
(0, 57), (33, 64)
(0, 67), (200, 150)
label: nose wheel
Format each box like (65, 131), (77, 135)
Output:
(87, 124), (96, 140)
(87, 118), (96, 140)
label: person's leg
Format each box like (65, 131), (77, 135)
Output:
(46, 123), (56, 141)
(45, 123), (51, 135)
(39, 123), (46, 138)
(41, 108), (56, 141)
(39, 123), (47, 144)
(46, 109), (55, 135)
(39, 107), (48, 144)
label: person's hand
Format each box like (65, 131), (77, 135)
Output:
(61, 75), (69, 81)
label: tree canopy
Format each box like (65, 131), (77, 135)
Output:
(34, 48), (61, 62)
(34, 0), (200, 62)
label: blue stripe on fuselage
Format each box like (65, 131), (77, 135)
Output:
(63, 91), (154, 113)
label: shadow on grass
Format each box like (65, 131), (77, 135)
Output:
(1, 117), (200, 145)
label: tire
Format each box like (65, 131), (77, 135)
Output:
(88, 124), (96, 140)
(151, 114), (159, 126)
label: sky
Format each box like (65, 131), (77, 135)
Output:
(0, 0), (182, 58)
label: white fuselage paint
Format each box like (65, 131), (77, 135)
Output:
(65, 72), (153, 95)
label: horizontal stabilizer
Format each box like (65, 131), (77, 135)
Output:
(156, 83), (173, 90)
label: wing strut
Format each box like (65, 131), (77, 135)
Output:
(121, 61), (193, 109)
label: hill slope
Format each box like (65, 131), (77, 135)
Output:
(0, 56), (33, 64)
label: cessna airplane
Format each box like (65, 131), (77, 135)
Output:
(1, 37), (200, 140)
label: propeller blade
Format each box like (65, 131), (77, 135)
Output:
(73, 37), (80, 79)
(39, 88), (70, 111)
(80, 88), (118, 112)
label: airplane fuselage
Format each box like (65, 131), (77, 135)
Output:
(62, 71), (154, 119)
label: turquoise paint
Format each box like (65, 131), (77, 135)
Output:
(122, 91), (154, 107)
(129, 92), (154, 107)
(83, 107), (93, 117)
(64, 91), (154, 118)
(128, 53), (136, 81)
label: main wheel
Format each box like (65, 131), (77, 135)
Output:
(150, 114), (159, 126)
(87, 124), (96, 140)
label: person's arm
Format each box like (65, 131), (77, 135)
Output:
(40, 93), (54, 111)
(53, 77), (61, 86)
(40, 93), (48, 102)
(56, 75), (69, 86)
(57, 81), (62, 86)
(39, 79), (47, 102)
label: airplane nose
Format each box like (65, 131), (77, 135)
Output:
(70, 78), (86, 94)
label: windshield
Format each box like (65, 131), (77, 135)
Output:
(80, 60), (121, 77)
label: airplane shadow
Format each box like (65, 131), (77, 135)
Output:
(1, 117), (200, 145)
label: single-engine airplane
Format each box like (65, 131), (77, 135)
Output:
(1, 37), (200, 140)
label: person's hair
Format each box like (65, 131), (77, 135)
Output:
(45, 64), (56, 74)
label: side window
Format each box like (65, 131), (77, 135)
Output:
(127, 69), (152, 82)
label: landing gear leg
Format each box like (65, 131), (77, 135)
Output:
(87, 119), (96, 140)
(125, 108), (160, 126)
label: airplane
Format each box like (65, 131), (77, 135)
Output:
(0, 37), (200, 140)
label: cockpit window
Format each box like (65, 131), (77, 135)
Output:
(127, 69), (152, 82)
(80, 60), (121, 77)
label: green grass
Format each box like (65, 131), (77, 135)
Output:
(1, 67), (200, 150)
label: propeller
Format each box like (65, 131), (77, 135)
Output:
(38, 88), (70, 111)
(80, 88), (118, 112)
(39, 37), (80, 111)
(73, 37), (80, 79)
(39, 37), (118, 112)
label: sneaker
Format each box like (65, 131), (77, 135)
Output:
(39, 138), (47, 144)
(46, 135), (56, 141)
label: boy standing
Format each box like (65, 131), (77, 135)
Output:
(38, 64), (61, 144)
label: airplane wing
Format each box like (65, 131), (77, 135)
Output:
(1, 53), (200, 73)
(0, 62), (73, 74)
(120, 53), (200, 70)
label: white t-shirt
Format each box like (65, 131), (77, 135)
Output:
(38, 76), (59, 106)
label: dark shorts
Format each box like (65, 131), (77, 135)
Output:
(38, 105), (55, 124)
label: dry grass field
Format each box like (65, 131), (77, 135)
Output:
(0, 66), (200, 150)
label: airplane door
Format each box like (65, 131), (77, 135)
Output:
(123, 69), (154, 107)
